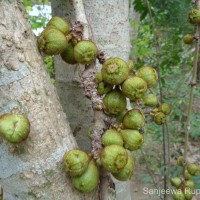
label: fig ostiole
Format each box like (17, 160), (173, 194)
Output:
(101, 57), (129, 85)
(0, 113), (30, 143)
(63, 149), (90, 176)
(74, 40), (98, 64)
(100, 145), (128, 173)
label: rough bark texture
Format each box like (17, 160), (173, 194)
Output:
(51, 0), (132, 199)
(0, 1), (97, 199)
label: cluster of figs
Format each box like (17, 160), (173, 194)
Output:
(183, 8), (200, 45)
(37, 16), (97, 65)
(37, 17), (172, 192)
(170, 157), (200, 200)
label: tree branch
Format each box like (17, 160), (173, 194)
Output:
(183, 0), (200, 174)
(71, 0), (114, 199)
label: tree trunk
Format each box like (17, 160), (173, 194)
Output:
(51, 0), (132, 199)
(0, 0), (97, 199)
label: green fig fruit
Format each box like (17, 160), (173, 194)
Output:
(120, 129), (144, 151)
(183, 34), (194, 45)
(188, 9), (200, 24)
(122, 109), (145, 130)
(0, 113), (30, 143)
(121, 76), (147, 101)
(101, 57), (129, 85)
(136, 66), (158, 88)
(143, 94), (158, 107)
(184, 180), (195, 191)
(184, 189), (193, 200)
(38, 28), (67, 55)
(187, 163), (199, 176)
(71, 160), (99, 193)
(158, 103), (172, 115)
(97, 82), (113, 95)
(113, 153), (135, 181)
(61, 42), (77, 64)
(47, 16), (70, 35)
(100, 145), (128, 173)
(103, 90), (127, 116)
(184, 170), (192, 180)
(170, 177), (182, 188)
(63, 149), (89, 176)
(152, 112), (166, 125)
(173, 191), (186, 200)
(102, 129), (123, 146)
(74, 40), (98, 64)
(177, 156), (185, 167)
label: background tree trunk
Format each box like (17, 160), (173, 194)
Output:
(0, 1), (97, 199)
(51, 0), (132, 199)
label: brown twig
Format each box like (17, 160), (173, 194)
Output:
(183, 0), (200, 176)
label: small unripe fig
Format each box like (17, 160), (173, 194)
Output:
(63, 149), (89, 176)
(120, 129), (144, 151)
(101, 57), (129, 85)
(184, 189), (193, 200)
(184, 170), (192, 180)
(38, 28), (67, 55)
(177, 156), (185, 167)
(102, 129), (123, 146)
(61, 42), (77, 64)
(74, 40), (98, 64)
(122, 109), (145, 130)
(112, 153), (135, 181)
(173, 191), (186, 200)
(158, 103), (172, 115)
(103, 90), (127, 116)
(121, 76), (147, 101)
(183, 34), (194, 45)
(187, 163), (199, 176)
(152, 112), (166, 125)
(188, 9), (200, 24)
(71, 160), (99, 193)
(143, 93), (158, 107)
(100, 145), (128, 173)
(97, 82), (113, 95)
(136, 66), (158, 88)
(170, 177), (182, 188)
(184, 180), (195, 191)
(0, 113), (30, 143)
(47, 16), (70, 35)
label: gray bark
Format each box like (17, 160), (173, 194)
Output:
(0, 0), (97, 199)
(51, 0), (132, 199)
